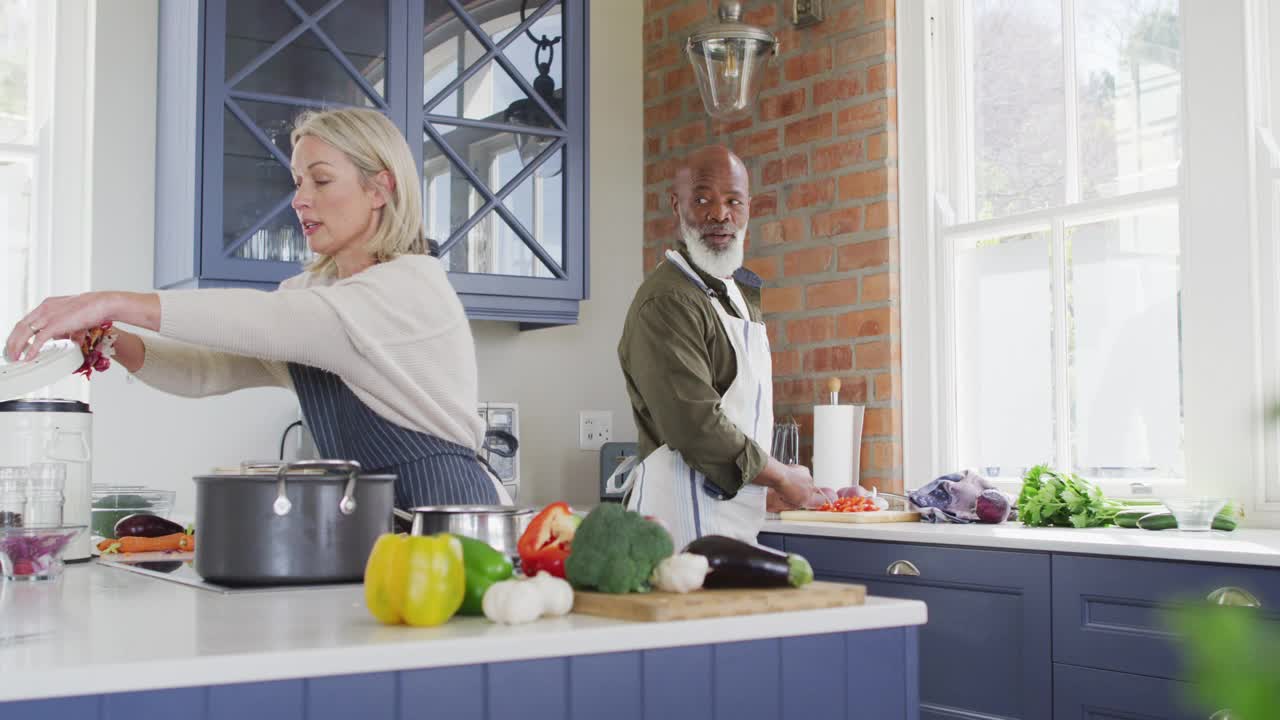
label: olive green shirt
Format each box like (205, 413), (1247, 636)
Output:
(617, 249), (770, 499)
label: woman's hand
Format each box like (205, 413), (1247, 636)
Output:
(5, 291), (160, 362)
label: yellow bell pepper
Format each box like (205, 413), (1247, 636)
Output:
(363, 533), (465, 627)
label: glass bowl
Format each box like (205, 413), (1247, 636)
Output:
(1162, 497), (1229, 532)
(0, 525), (86, 581)
(91, 486), (176, 539)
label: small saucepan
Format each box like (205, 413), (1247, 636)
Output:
(394, 505), (536, 563)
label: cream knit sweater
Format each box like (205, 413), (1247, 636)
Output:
(133, 254), (486, 451)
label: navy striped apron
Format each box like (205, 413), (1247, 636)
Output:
(288, 363), (498, 507)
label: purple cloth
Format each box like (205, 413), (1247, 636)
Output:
(908, 470), (1016, 523)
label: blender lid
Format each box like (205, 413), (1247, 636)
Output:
(0, 341), (84, 403)
(0, 398), (91, 413)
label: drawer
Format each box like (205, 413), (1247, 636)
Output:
(1053, 554), (1280, 680)
(783, 534), (1050, 589)
(1053, 663), (1200, 720)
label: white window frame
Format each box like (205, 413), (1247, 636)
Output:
(1246, 0), (1280, 515)
(3, 1), (91, 400)
(901, 0), (1276, 523)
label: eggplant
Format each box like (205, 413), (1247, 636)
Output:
(683, 535), (814, 588)
(136, 560), (184, 573)
(113, 513), (185, 539)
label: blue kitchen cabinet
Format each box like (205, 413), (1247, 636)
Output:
(761, 530), (1280, 719)
(155, 0), (589, 327)
(778, 535), (1053, 720)
(1052, 554), (1280, 681)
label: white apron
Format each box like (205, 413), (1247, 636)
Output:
(622, 250), (774, 551)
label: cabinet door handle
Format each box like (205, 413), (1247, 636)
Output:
(886, 560), (920, 576)
(1207, 586), (1262, 608)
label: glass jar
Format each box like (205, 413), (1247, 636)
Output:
(25, 463), (65, 528)
(0, 467), (26, 528)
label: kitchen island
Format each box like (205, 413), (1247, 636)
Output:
(0, 562), (927, 719)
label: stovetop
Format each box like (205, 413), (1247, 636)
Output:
(97, 557), (359, 594)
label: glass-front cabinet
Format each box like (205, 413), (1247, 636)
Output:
(155, 0), (588, 326)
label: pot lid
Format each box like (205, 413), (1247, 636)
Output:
(0, 341), (84, 403)
(193, 472), (396, 483)
(408, 505), (534, 515)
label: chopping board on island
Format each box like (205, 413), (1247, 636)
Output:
(573, 581), (866, 622)
(777, 509), (922, 524)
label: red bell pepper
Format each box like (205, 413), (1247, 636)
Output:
(517, 502), (580, 578)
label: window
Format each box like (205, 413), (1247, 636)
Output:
(904, 0), (1278, 522)
(926, 0), (1184, 487)
(1248, 0), (1280, 511)
(0, 1), (89, 399)
(0, 0), (46, 338)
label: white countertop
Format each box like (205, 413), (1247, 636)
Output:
(0, 563), (927, 703)
(764, 519), (1280, 567)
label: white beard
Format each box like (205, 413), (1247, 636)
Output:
(680, 218), (745, 279)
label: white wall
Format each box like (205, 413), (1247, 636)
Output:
(87, 0), (314, 517)
(85, 1), (643, 515)
(473, 2), (644, 508)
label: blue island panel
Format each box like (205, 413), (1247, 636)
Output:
(0, 628), (918, 720)
(209, 680), (304, 720)
(713, 639), (781, 720)
(570, 652), (642, 720)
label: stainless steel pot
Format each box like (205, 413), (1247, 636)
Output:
(397, 505), (535, 562)
(193, 460), (394, 586)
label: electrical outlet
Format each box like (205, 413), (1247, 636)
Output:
(578, 410), (613, 451)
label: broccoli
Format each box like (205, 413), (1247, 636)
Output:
(564, 503), (674, 593)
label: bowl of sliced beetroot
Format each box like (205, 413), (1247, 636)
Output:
(0, 525), (86, 581)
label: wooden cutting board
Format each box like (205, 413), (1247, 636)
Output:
(778, 509), (921, 524)
(572, 581), (866, 622)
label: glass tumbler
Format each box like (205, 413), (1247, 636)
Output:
(0, 467), (26, 528)
(25, 463), (66, 528)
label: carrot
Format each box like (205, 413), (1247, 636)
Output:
(100, 532), (195, 554)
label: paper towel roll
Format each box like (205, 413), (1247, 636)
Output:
(812, 404), (865, 490)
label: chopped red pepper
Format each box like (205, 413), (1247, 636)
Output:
(517, 502), (580, 579)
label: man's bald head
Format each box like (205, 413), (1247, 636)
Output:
(673, 145), (749, 197)
(670, 145), (750, 277)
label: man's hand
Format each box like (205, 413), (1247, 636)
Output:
(771, 464), (817, 509)
(754, 457), (817, 511)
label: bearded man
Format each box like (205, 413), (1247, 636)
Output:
(616, 145), (817, 550)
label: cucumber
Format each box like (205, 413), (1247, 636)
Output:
(1114, 509), (1151, 528)
(1137, 511), (1178, 530)
(1136, 511), (1239, 531)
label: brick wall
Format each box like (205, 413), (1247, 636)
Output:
(642, 0), (903, 492)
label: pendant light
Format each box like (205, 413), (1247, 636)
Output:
(686, 0), (779, 120)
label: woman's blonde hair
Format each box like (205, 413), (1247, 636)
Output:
(291, 107), (425, 276)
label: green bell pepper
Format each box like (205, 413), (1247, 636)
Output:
(455, 535), (514, 615)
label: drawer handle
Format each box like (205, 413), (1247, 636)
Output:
(886, 560), (920, 577)
(1207, 587), (1261, 608)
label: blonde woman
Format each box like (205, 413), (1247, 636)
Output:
(4, 108), (507, 508)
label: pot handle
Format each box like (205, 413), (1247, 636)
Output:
(272, 459), (363, 517)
